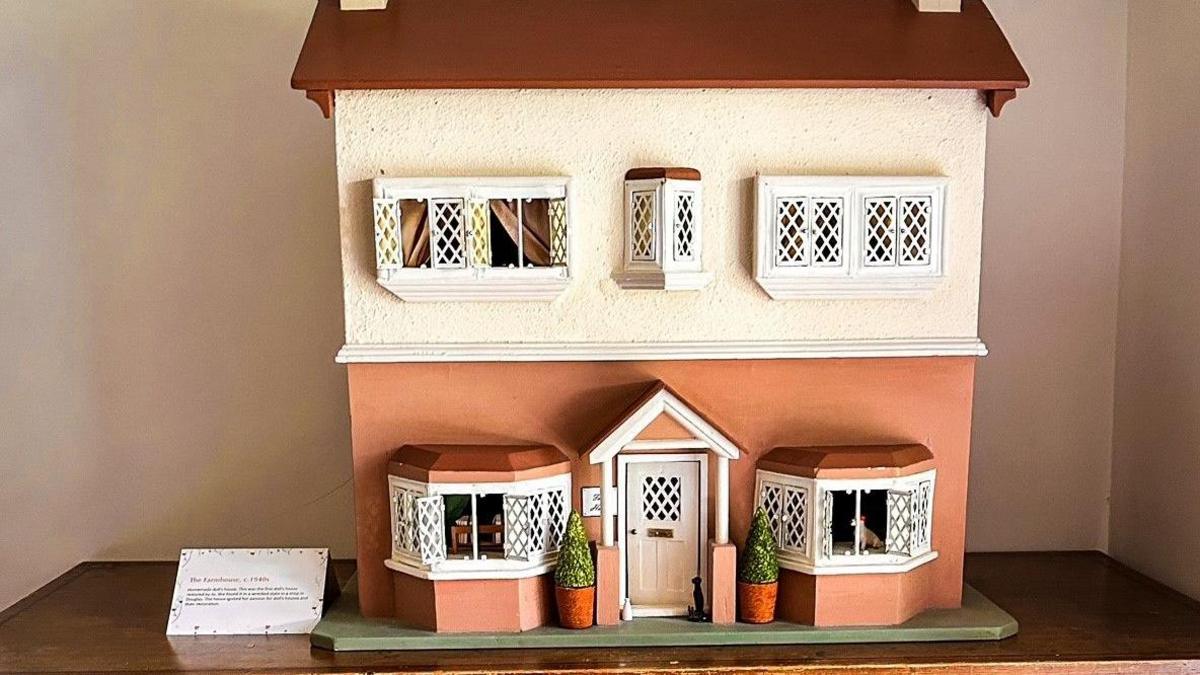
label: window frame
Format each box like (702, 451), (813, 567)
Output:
(615, 177), (711, 291)
(754, 176), (948, 299)
(372, 177), (572, 302)
(385, 473), (571, 580)
(754, 468), (937, 575)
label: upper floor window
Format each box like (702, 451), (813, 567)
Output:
(614, 168), (712, 291)
(755, 468), (936, 575)
(372, 177), (570, 302)
(754, 176), (947, 299)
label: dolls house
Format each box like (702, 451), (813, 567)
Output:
(292, 0), (1027, 643)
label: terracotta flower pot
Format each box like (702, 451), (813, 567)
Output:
(555, 585), (595, 629)
(737, 580), (778, 624)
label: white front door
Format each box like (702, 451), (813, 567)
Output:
(624, 459), (701, 615)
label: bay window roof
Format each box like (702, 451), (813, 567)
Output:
(388, 444), (571, 483)
(759, 444), (934, 479)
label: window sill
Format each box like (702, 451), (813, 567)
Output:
(755, 276), (942, 300)
(613, 269), (713, 291)
(377, 267), (570, 302)
(385, 555), (558, 581)
(779, 550), (939, 575)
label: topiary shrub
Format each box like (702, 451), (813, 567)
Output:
(555, 510), (595, 589)
(739, 507), (779, 584)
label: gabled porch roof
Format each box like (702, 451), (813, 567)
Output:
(583, 382), (742, 464)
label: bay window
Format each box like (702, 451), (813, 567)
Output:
(755, 468), (936, 574)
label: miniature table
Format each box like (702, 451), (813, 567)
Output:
(2, 552), (1199, 674)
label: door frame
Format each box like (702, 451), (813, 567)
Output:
(616, 452), (709, 617)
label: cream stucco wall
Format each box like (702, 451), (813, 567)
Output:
(335, 89), (988, 345)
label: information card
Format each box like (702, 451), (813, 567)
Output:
(166, 548), (332, 636)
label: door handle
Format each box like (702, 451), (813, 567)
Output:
(629, 529), (638, 535)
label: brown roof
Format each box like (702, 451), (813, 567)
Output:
(292, 0), (1029, 118)
(759, 444), (934, 478)
(388, 444), (571, 483)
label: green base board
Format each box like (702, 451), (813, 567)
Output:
(311, 576), (1017, 651)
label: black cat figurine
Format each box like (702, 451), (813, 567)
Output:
(686, 575), (708, 622)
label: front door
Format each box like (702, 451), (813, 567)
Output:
(625, 459), (701, 615)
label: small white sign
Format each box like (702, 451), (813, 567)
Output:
(166, 548), (330, 636)
(581, 486), (602, 517)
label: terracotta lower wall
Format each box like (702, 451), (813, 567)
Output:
(350, 358), (975, 620)
(392, 572), (554, 632)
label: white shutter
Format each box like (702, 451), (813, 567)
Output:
(820, 490), (834, 558)
(886, 488), (915, 556)
(373, 197), (402, 271)
(503, 494), (534, 561)
(415, 495), (446, 565)
(913, 479), (934, 554)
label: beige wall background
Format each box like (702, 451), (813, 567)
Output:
(1, 0), (1190, 610)
(1109, 0), (1200, 600)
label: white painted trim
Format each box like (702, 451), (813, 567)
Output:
(611, 270), (713, 291)
(377, 266), (570, 303)
(341, 0), (387, 9)
(779, 550), (939, 576)
(588, 388), (741, 463)
(628, 603), (689, 618)
(601, 459), (615, 547)
(621, 439), (710, 452)
(617, 453), (708, 612)
(384, 556), (556, 581)
(336, 338), (988, 363)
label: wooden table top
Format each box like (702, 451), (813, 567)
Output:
(2, 552), (1199, 674)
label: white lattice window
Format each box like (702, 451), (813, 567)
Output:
(756, 469), (936, 575)
(755, 176), (947, 299)
(616, 169), (711, 291)
(387, 473), (570, 580)
(372, 177), (572, 302)
(756, 475), (811, 561)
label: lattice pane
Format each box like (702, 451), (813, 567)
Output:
(774, 198), (808, 266)
(783, 486), (808, 551)
(630, 191), (656, 261)
(415, 495), (446, 564)
(391, 487), (419, 555)
(899, 196), (932, 266)
(642, 475), (681, 522)
(673, 192), (696, 261)
(913, 480), (933, 553)
(811, 198), (843, 266)
(821, 491), (834, 558)
(886, 489), (914, 556)
(759, 483), (784, 545)
(864, 197), (898, 266)
(428, 198), (466, 269)
(549, 198), (568, 266)
(544, 488), (568, 550)
(467, 199), (491, 268)
(503, 494), (534, 561)
(373, 198), (402, 269)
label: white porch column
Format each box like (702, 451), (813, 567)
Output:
(601, 458), (615, 546)
(716, 456), (730, 544)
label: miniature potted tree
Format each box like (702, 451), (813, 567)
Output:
(554, 510), (595, 629)
(738, 507), (779, 624)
